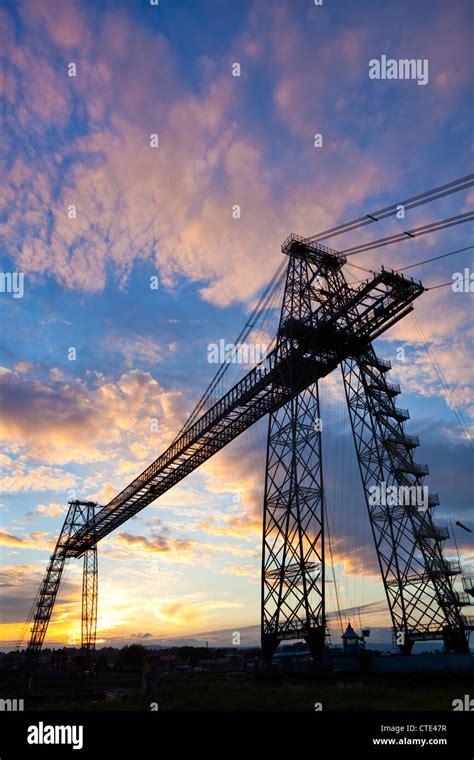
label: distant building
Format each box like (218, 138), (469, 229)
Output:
(342, 622), (364, 653)
(272, 646), (313, 673)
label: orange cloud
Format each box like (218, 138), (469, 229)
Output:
(112, 530), (257, 563)
(0, 1), (420, 309)
(0, 529), (52, 550)
(158, 598), (243, 627)
(0, 366), (186, 466)
(34, 503), (66, 518)
(199, 511), (261, 539)
(223, 564), (259, 578)
(0, 463), (77, 494)
(14, 361), (34, 373)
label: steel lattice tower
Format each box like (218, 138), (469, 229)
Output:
(26, 500), (98, 666)
(81, 501), (98, 659)
(24, 236), (472, 666)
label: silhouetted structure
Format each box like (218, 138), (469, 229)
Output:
(24, 235), (473, 667)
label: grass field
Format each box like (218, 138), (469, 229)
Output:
(21, 673), (473, 712)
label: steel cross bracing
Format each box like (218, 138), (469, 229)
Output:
(261, 385), (325, 662)
(285, 240), (471, 653)
(261, 244), (330, 661)
(81, 502), (98, 657)
(60, 238), (424, 558)
(26, 500), (99, 661)
(262, 237), (470, 661)
(342, 355), (470, 653)
(81, 547), (98, 653)
(25, 234), (472, 660)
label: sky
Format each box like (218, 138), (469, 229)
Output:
(0, 0), (473, 651)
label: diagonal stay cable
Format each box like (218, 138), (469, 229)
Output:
(305, 174), (474, 243)
(173, 259), (287, 441)
(395, 245), (474, 272)
(411, 312), (472, 449)
(345, 244), (474, 286)
(340, 212), (474, 256)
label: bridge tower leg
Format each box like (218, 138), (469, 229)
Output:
(261, 245), (330, 666)
(26, 500), (99, 668)
(81, 545), (98, 659)
(25, 501), (80, 666)
(342, 348), (471, 654)
(261, 384), (325, 665)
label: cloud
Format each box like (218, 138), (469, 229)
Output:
(0, 366), (186, 466)
(158, 598), (242, 627)
(113, 529), (256, 563)
(198, 511), (260, 539)
(326, 598), (393, 630)
(49, 368), (65, 381)
(199, 428), (267, 518)
(383, 326), (474, 419)
(270, 2), (472, 144)
(14, 361), (34, 373)
(32, 502), (66, 518)
(0, 463), (77, 494)
(20, 0), (91, 50)
(0, 564), (49, 627)
(0, 529), (52, 550)
(0, 561), (82, 644)
(223, 564), (259, 578)
(89, 481), (118, 505)
(104, 334), (177, 369)
(0, 0), (472, 649)
(1, 0), (450, 309)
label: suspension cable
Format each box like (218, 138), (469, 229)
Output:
(411, 313), (472, 449)
(340, 212), (474, 256)
(305, 174), (474, 243)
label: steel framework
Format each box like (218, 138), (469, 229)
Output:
(26, 501), (98, 665)
(81, 501), (98, 658)
(342, 351), (470, 653)
(261, 384), (325, 662)
(24, 235), (472, 664)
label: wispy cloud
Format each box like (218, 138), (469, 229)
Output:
(104, 334), (177, 369)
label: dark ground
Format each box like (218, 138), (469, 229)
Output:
(2, 670), (473, 711)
